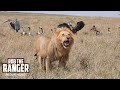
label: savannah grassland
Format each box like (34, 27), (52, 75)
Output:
(0, 12), (120, 79)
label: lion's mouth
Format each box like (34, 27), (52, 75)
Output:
(63, 40), (70, 48)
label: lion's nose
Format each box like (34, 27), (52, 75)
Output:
(67, 37), (70, 40)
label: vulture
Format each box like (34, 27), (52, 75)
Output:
(57, 21), (85, 34)
(4, 19), (20, 32)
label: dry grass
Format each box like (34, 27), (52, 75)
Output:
(0, 12), (120, 79)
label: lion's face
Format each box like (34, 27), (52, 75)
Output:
(57, 30), (74, 49)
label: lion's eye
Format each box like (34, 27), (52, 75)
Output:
(62, 34), (64, 36)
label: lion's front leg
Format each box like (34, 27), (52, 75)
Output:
(38, 56), (42, 70)
(38, 56), (45, 71)
(58, 54), (69, 68)
(45, 56), (52, 72)
(43, 59), (46, 71)
(45, 43), (55, 72)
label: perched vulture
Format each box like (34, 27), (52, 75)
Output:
(72, 21), (85, 33)
(57, 21), (85, 34)
(4, 19), (20, 32)
(57, 23), (72, 30)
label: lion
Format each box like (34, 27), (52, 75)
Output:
(35, 27), (74, 71)
(34, 35), (51, 70)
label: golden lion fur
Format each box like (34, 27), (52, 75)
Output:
(35, 27), (74, 71)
